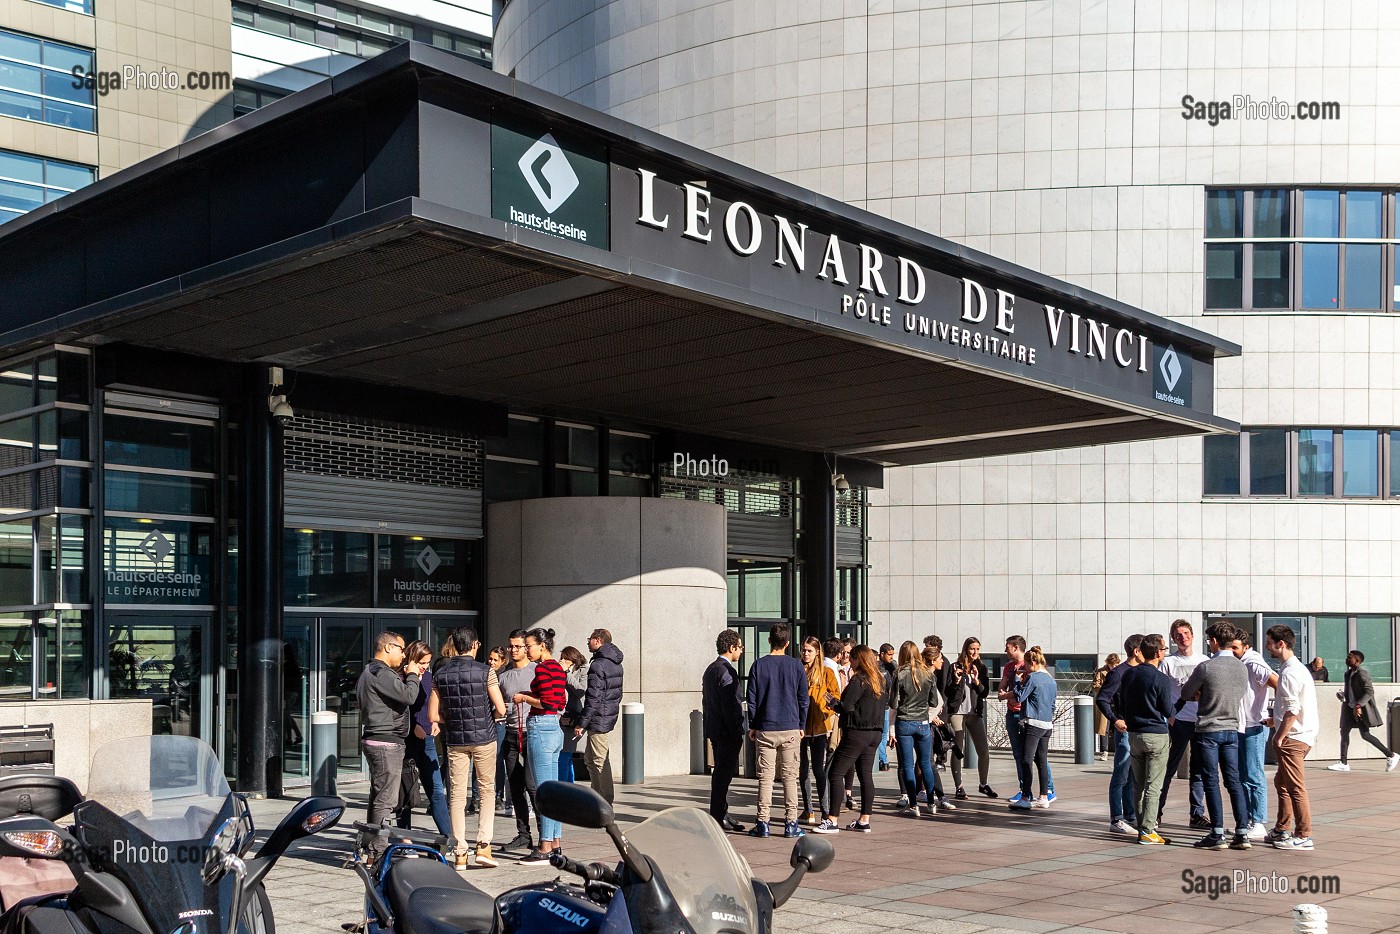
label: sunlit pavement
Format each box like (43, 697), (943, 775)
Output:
(250, 753), (1400, 934)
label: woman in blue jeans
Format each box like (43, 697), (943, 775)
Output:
(889, 641), (946, 817)
(512, 627), (568, 864)
(402, 640), (452, 836)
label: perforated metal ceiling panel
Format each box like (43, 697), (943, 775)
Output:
(95, 225), (1194, 466)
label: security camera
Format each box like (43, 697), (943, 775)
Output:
(832, 474), (851, 492)
(268, 394), (295, 426)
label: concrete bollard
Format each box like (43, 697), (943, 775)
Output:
(1292, 904), (1327, 933)
(690, 710), (706, 775)
(311, 710), (339, 797)
(1074, 695), (1094, 765)
(622, 702), (645, 785)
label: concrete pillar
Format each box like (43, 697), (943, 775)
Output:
(486, 497), (727, 777)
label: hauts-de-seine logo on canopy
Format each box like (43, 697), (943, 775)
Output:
(492, 117), (609, 249)
(1152, 344), (1192, 407)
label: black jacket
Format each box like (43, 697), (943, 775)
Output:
(834, 674), (885, 731)
(944, 661), (990, 719)
(356, 659), (420, 744)
(580, 642), (624, 734)
(702, 656), (743, 742)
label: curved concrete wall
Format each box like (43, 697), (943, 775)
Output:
(486, 496), (727, 777)
(496, 1), (1400, 675)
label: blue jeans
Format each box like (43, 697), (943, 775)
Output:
(895, 720), (942, 800)
(878, 710), (890, 768)
(1237, 724), (1268, 827)
(1108, 726), (1136, 824)
(403, 735), (451, 837)
(1191, 729), (1248, 835)
(526, 715), (564, 842)
(559, 747), (575, 782)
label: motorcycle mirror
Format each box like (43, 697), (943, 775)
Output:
(536, 781), (614, 830)
(202, 815), (245, 885)
(789, 835), (835, 874)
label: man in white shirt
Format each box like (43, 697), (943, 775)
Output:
(1230, 630), (1278, 841)
(1157, 618), (1208, 827)
(1264, 624), (1318, 851)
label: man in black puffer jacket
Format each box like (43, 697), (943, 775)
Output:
(574, 629), (623, 803)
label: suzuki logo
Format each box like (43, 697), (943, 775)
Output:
(1159, 346), (1183, 392)
(139, 530), (173, 565)
(415, 545), (441, 576)
(518, 134), (579, 213)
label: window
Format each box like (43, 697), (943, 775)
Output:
(1204, 188), (1397, 312)
(231, 0), (488, 65)
(0, 150), (95, 224)
(26, 0), (93, 13)
(1209, 613), (1398, 683)
(0, 30), (96, 132)
(1204, 427), (1392, 498)
(231, 82), (288, 117)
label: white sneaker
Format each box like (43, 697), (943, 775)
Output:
(1245, 823), (1267, 841)
(1110, 819), (1136, 835)
(1327, 762), (1350, 772)
(1388, 753), (1400, 772)
(938, 797), (957, 811)
(1032, 796), (1051, 809)
(915, 790), (928, 803)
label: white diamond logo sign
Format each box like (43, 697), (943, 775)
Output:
(518, 134), (580, 213)
(139, 530), (173, 565)
(1159, 347), (1183, 392)
(416, 545), (441, 577)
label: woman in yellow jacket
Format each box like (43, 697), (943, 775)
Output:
(798, 635), (842, 829)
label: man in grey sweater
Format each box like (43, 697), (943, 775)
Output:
(1176, 620), (1250, 851)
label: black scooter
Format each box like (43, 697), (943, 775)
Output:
(351, 780), (834, 934)
(0, 734), (344, 934)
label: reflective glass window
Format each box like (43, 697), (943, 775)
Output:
(1203, 435), (1241, 495)
(1312, 615), (1348, 682)
(1205, 190), (1242, 238)
(376, 535), (473, 611)
(103, 413), (217, 472)
(1345, 191), (1383, 238)
(1300, 243), (1339, 308)
(1344, 244), (1382, 308)
(1205, 244), (1243, 308)
(104, 469), (215, 515)
(283, 529), (372, 608)
(1252, 244), (1289, 308)
(1341, 430), (1378, 496)
(1301, 190), (1340, 237)
(1247, 429), (1287, 495)
(1356, 615), (1394, 682)
(1297, 429), (1334, 496)
(486, 416), (541, 462)
(0, 519), (32, 607)
(102, 517), (215, 606)
(1252, 189), (1289, 237)
(0, 31), (95, 133)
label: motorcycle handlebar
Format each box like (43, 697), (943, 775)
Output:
(548, 851), (621, 886)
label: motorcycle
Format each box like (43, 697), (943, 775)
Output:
(349, 780), (834, 934)
(0, 733), (345, 934)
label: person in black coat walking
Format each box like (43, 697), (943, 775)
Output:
(575, 628), (623, 803)
(1329, 650), (1400, 772)
(703, 629), (746, 831)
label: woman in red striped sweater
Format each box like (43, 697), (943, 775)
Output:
(512, 627), (567, 865)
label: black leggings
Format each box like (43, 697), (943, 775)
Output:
(1020, 725), (1051, 797)
(799, 736), (831, 817)
(1340, 718), (1393, 762)
(826, 729), (881, 818)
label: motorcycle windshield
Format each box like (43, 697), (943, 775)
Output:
(86, 734), (232, 842)
(625, 808), (761, 934)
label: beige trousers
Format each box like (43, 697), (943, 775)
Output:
(754, 729), (803, 824)
(447, 742), (497, 851)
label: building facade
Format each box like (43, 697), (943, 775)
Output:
(493, 0), (1400, 699)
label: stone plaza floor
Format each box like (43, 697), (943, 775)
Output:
(250, 752), (1400, 934)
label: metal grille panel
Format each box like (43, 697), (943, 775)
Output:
(660, 468), (796, 557)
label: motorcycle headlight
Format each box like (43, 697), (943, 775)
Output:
(3, 830), (64, 857)
(301, 807), (343, 835)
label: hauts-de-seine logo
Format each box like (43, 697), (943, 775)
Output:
(139, 530), (173, 565)
(1152, 344), (1191, 407)
(491, 118), (609, 249)
(519, 134), (579, 213)
(415, 545), (441, 577)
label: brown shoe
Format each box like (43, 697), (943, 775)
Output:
(454, 851), (469, 871)
(474, 844), (497, 868)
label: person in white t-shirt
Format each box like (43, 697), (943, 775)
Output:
(1264, 624), (1318, 851)
(1156, 619), (1209, 827)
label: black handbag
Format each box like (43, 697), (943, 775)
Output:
(399, 753), (424, 810)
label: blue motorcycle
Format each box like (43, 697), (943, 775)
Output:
(347, 781), (833, 934)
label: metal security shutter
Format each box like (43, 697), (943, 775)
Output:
(660, 469), (796, 558)
(284, 473), (482, 537)
(284, 412), (484, 537)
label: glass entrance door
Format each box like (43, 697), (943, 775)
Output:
(107, 613), (210, 738)
(323, 617), (369, 777)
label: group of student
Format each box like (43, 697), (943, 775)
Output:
(701, 624), (1063, 836)
(1096, 619), (1324, 850)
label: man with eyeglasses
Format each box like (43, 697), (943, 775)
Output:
(357, 631), (427, 836)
